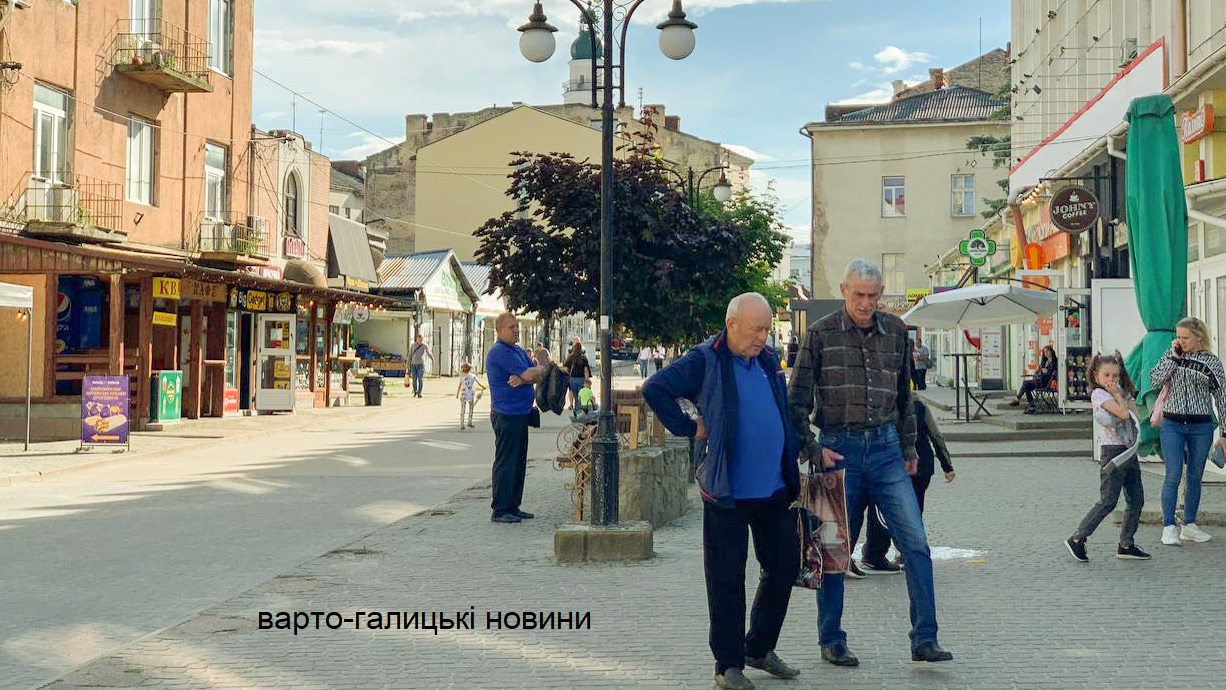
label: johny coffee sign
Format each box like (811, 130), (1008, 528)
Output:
(1048, 186), (1099, 233)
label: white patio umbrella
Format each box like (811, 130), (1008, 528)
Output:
(901, 282), (1058, 329)
(0, 282), (35, 450)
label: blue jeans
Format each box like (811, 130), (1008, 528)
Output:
(816, 425), (939, 648)
(1158, 419), (1215, 526)
(410, 364), (425, 396)
(639, 360), (648, 378)
(568, 377), (584, 415)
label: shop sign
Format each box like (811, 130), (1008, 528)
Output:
(152, 311), (177, 327)
(81, 375), (130, 447)
(283, 236), (307, 260)
(246, 290), (269, 311)
(274, 292), (293, 312)
(1048, 186), (1099, 233)
(1040, 231), (1073, 264)
(244, 265), (284, 281)
(905, 288), (931, 306)
(344, 276), (370, 290)
(152, 277), (181, 301)
(958, 229), (997, 267)
(1180, 104), (1215, 144)
(334, 303), (354, 324)
(182, 279), (227, 303)
(227, 288), (296, 314)
(223, 387), (240, 413)
(353, 305), (370, 323)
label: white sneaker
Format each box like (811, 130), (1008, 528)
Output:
(1161, 525), (1183, 546)
(1181, 523), (1213, 542)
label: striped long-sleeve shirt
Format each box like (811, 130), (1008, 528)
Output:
(787, 308), (917, 461)
(1150, 348), (1226, 434)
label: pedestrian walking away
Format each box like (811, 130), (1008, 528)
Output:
(653, 345), (666, 373)
(860, 397), (955, 572)
(1149, 316), (1226, 546)
(455, 362), (486, 430)
(788, 257), (952, 667)
(485, 313), (550, 524)
(1066, 353), (1149, 562)
(912, 339), (932, 391)
(407, 334), (433, 398)
(638, 345), (652, 378)
(643, 292), (802, 690)
(563, 341), (592, 419)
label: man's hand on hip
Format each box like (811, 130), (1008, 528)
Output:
(694, 417), (708, 440)
(905, 459), (918, 476)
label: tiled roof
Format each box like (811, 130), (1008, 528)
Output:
(460, 262), (492, 295)
(378, 250), (451, 291)
(834, 86), (1005, 124)
(330, 167), (363, 193)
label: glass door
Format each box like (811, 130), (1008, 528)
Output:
(255, 313), (295, 411)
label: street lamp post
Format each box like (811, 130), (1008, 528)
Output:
(519, 0), (697, 528)
(665, 165), (733, 207)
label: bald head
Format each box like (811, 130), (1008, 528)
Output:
(725, 292), (773, 358)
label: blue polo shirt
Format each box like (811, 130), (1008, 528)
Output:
(730, 354), (786, 499)
(486, 340), (535, 415)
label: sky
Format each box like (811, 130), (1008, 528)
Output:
(250, 0), (1012, 240)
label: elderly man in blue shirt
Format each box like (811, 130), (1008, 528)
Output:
(644, 292), (801, 690)
(486, 312), (550, 524)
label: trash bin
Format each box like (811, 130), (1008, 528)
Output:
(363, 373), (384, 406)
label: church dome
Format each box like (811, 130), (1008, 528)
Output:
(570, 26), (602, 60)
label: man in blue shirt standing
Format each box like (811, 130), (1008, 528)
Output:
(486, 312), (550, 524)
(643, 293), (801, 690)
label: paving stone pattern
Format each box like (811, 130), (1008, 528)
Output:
(40, 454), (1226, 689)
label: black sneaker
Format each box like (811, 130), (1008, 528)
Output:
(491, 513), (522, 524)
(845, 560), (866, 579)
(1116, 543), (1151, 560)
(861, 558), (903, 575)
(1065, 537), (1088, 562)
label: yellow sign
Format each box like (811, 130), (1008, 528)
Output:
(182, 279), (227, 303)
(152, 277), (181, 301)
(274, 360), (291, 379)
(152, 311), (177, 327)
(344, 276), (370, 290)
(906, 289), (932, 305)
(246, 290), (268, 311)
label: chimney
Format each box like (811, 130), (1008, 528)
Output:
(664, 115), (680, 131)
(891, 79), (907, 96)
(929, 68), (946, 89)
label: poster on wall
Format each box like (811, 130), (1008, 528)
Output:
(979, 327), (1004, 390)
(81, 375), (130, 449)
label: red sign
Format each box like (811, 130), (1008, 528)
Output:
(1040, 231), (1072, 263)
(1180, 104), (1215, 144)
(223, 387), (240, 413)
(283, 236), (307, 259)
(244, 265), (283, 280)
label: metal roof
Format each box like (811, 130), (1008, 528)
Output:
(330, 167), (363, 193)
(833, 86), (1005, 124)
(460, 262), (492, 295)
(327, 213), (378, 283)
(378, 250), (452, 291)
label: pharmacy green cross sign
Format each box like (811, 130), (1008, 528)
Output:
(959, 229), (997, 267)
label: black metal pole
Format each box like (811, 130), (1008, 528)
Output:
(590, 0), (619, 527)
(687, 168), (696, 207)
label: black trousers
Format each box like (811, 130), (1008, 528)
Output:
(490, 411), (530, 516)
(862, 474), (932, 564)
(702, 495), (799, 674)
(913, 368), (928, 390)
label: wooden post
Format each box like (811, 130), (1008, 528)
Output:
(44, 273), (57, 398)
(136, 275), (153, 429)
(108, 274), (124, 376)
(187, 299), (203, 419)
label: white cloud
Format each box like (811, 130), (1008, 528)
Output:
(337, 131), (406, 160)
(723, 143), (772, 163)
(256, 30), (385, 56)
(832, 84), (894, 105)
(848, 61), (873, 73)
(873, 45), (932, 74)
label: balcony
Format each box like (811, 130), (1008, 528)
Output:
(16, 174), (126, 243)
(194, 213), (273, 264)
(111, 18), (212, 93)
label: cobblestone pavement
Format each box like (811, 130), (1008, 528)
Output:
(33, 449), (1226, 690)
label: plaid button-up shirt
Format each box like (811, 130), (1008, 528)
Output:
(787, 308), (917, 461)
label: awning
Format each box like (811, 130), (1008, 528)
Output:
(284, 258), (328, 288)
(328, 214), (378, 284)
(0, 281), (33, 309)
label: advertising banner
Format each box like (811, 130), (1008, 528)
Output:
(81, 375), (130, 447)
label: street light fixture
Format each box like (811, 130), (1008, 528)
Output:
(518, 0), (696, 528)
(663, 164), (734, 207)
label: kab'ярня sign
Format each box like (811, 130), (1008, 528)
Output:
(1048, 186), (1099, 233)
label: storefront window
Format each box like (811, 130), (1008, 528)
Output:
(296, 305), (310, 356)
(224, 311), (237, 388)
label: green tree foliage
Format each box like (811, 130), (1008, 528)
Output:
(474, 139), (790, 345)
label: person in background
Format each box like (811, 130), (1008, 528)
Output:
(653, 345), (666, 373)
(638, 344), (652, 378)
(455, 362), (485, 430)
(563, 341), (592, 419)
(576, 378), (597, 415)
(1008, 344), (1057, 411)
(1150, 316), (1226, 546)
(406, 334), (433, 398)
(912, 339), (932, 391)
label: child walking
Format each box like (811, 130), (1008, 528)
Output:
(455, 363), (485, 430)
(576, 378), (597, 416)
(1065, 352), (1150, 562)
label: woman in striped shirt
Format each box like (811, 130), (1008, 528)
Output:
(1150, 317), (1226, 546)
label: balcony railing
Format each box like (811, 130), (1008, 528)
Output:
(111, 18), (212, 93)
(194, 213), (273, 262)
(15, 173), (126, 241)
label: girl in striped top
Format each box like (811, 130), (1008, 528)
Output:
(1150, 316), (1226, 546)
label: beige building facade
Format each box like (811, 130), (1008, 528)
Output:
(365, 103), (752, 261)
(803, 68), (1010, 303)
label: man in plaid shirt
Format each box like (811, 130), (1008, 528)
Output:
(787, 258), (952, 667)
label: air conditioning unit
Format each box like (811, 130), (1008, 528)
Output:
(247, 215), (267, 235)
(46, 185), (79, 224)
(14, 0), (32, 9)
(1119, 38), (1138, 67)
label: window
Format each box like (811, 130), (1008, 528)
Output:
(882, 253), (905, 294)
(208, 0), (233, 75)
(951, 173), (975, 216)
(126, 116), (155, 204)
(33, 82), (70, 183)
(204, 142), (227, 220)
(329, 204), (340, 214)
(882, 176), (905, 217)
(130, 0), (158, 38)
(284, 172), (300, 236)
